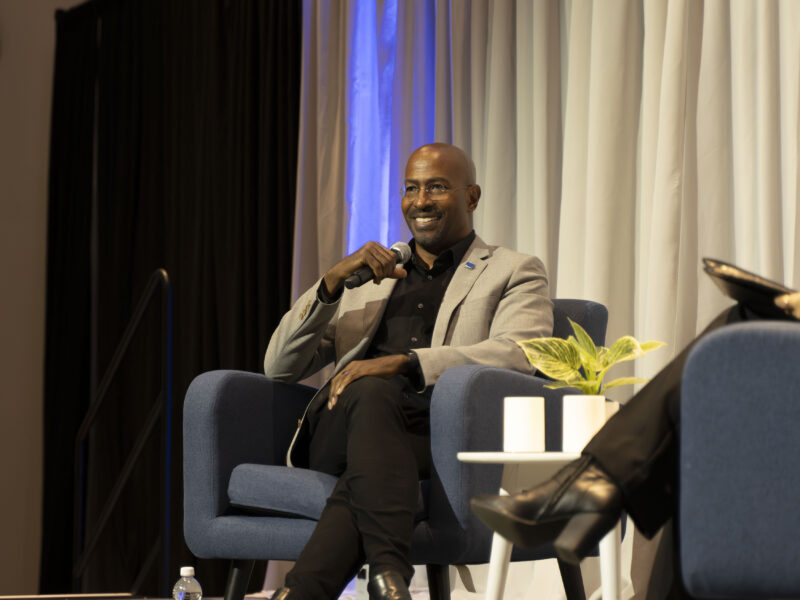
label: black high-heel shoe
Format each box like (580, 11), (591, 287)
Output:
(470, 455), (622, 563)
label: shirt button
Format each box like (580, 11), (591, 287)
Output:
(426, 275), (432, 280)
(417, 303), (424, 309)
(411, 337), (418, 343)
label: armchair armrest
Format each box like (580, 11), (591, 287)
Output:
(183, 370), (315, 548)
(680, 322), (800, 597)
(424, 365), (569, 563)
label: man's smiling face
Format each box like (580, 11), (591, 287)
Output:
(402, 144), (480, 257)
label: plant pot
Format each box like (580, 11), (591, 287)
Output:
(562, 394), (609, 452)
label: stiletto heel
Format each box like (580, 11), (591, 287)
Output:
(555, 511), (618, 564)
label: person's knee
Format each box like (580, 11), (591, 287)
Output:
(339, 376), (404, 419)
(340, 376), (398, 400)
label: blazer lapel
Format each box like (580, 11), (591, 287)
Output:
(358, 277), (397, 345)
(431, 239), (490, 346)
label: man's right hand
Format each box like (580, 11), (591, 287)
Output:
(322, 241), (408, 296)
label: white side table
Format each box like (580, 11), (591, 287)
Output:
(458, 451), (622, 600)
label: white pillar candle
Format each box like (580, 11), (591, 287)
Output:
(503, 396), (545, 452)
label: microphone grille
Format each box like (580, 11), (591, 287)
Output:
(391, 241), (412, 263)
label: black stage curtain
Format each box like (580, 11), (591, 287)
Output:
(41, 3), (98, 593)
(42, 0), (301, 594)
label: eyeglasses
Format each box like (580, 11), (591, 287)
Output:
(402, 183), (472, 198)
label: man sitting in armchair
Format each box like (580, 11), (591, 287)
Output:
(263, 143), (554, 600)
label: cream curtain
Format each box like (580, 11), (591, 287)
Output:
(443, 0), (800, 373)
(291, 0), (800, 597)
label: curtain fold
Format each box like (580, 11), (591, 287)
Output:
(515, 0), (562, 284)
(294, 0), (348, 295)
(559, 0), (644, 354)
(41, 3), (98, 592)
(639, 0), (693, 364)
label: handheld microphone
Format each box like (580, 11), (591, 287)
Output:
(344, 242), (412, 289)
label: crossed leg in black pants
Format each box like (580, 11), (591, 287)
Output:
(278, 375), (431, 600)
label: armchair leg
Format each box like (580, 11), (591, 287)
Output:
(426, 564), (450, 600)
(557, 558), (586, 600)
(224, 559), (256, 600)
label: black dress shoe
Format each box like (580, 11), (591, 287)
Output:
(367, 569), (411, 600)
(470, 455), (622, 564)
(269, 587), (291, 600)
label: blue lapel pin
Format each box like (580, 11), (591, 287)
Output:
(465, 261), (475, 269)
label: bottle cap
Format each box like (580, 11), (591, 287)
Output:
(180, 566), (195, 577)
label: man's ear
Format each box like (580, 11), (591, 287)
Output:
(467, 185), (481, 212)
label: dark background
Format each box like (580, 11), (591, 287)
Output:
(42, 0), (301, 593)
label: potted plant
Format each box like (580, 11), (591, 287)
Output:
(517, 318), (665, 451)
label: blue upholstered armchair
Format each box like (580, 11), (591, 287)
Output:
(183, 299), (608, 600)
(680, 320), (800, 598)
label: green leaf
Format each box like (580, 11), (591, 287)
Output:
(602, 376), (649, 392)
(597, 346), (610, 365)
(601, 335), (644, 368)
(640, 340), (666, 353)
(567, 337), (600, 376)
(569, 318), (598, 359)
(566, 319), (601, 376)
(517, 337), (582, 382)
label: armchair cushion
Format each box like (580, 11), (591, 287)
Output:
(228, 465), (337, 519)
(228, 464), (431, 523)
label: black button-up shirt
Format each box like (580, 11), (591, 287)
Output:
(365, 231), (476, 359)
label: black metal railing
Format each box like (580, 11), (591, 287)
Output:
(72, 268), (173, 594)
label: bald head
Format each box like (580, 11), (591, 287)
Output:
(407, 143), (477, 185)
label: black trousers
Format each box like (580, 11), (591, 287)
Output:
(583, 304), (753, 536)
(284, 375), (432, 600)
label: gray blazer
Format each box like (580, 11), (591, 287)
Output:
(263, 236), (554, 465)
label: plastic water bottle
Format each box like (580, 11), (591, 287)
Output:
(173, 566), (202, 600)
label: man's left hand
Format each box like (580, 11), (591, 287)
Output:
(328, 355), (409, 410)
